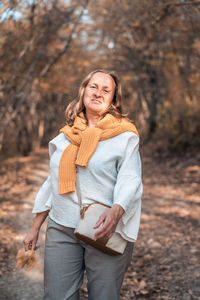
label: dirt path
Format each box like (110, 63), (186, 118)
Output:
(0, 188), (46, 300)
(0, 150), (49, 300)
(0, 147), (199, 299)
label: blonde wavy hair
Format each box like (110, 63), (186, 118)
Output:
(64, 69), (125, 126)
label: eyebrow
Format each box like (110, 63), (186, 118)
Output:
(90, 82), (110, 89)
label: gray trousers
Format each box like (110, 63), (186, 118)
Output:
(44, 218), (134, 300)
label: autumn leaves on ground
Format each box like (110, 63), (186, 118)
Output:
(0, 145), (200, 300)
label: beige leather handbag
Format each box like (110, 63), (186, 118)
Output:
(74, 172), (127, 255)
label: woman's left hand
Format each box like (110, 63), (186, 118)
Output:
(93, 204), (124, 242)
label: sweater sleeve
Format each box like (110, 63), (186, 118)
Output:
(113, 133), (143, 227)
(32, 175), (52, 213)
(32, 138), (57, 213)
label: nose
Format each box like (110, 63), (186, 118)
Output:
(94, 89), (102, 98)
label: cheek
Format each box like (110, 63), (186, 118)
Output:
(83, 89), (90, 104)
(105, 95), (113, 107)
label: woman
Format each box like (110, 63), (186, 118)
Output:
(24, 69), (143, 300)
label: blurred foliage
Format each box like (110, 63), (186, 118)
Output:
(158, 97), (200, 151)
(0, 0), (200, 158)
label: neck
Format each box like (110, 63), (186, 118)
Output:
(85, 111), (102, 128)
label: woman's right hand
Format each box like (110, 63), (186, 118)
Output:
(23, 226), (39, 251)
(23, 211), (49, 251)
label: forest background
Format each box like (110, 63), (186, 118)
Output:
(1, 0), (200, 158)
(0, 1), (200, 299)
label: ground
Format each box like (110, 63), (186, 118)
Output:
(0, 145), (199, 300)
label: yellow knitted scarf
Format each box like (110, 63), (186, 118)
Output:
(58, 112), (139, 194)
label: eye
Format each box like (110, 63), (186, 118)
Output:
(104, 89), (109, 93)
(90, 85), (96, 89)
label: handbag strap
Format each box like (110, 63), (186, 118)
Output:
(76, 168), (82, 207)
(76, 169), (90, 218)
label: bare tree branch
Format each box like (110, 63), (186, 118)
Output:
(0, 0), (91, 138)
(39, 7), (85, 78)
(0, 6), (76, 121)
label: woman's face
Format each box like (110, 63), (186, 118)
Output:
(83, 72), (115, 116)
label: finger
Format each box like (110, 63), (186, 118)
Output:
(94, 216), (116, 240)
(32, 241), (40, 251)
(24, 239), (33, 251)
(23, 238), (29, 250)
(28, 242), (33, 251)
(32, 241), (36, 251)
(24, 242), (31, 251)
(93, 214), (106, 229)
(94, 228), (112, 241)
(94, 220), (112, 240)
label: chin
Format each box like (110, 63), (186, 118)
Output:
(89, 106), (104, 114)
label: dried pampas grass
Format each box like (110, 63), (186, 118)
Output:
(16, 249), (39, 271)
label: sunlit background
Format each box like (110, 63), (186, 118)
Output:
(0, 1), (200, 300)
(1, 0), (200, 158)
